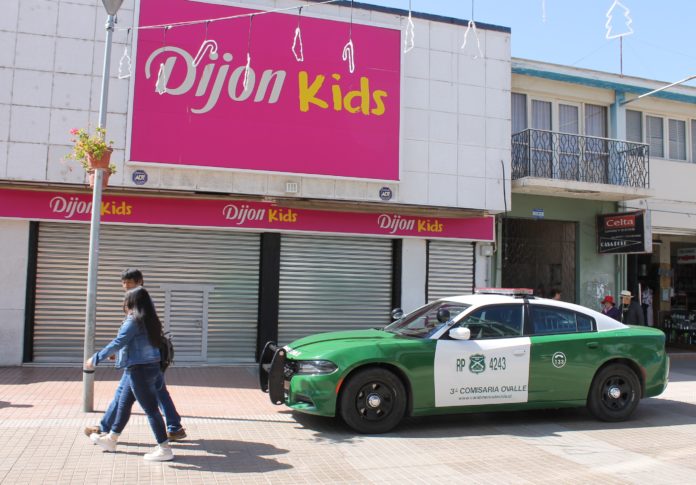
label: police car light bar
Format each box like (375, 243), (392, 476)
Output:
(474, 288), (534, 296)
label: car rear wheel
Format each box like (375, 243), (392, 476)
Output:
(587, 364), (641, 422)
(339, 368), (406, 434)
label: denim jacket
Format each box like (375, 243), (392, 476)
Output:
(92, 315), (160, 369)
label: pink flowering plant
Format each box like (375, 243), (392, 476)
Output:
(65, 127), (117, 174)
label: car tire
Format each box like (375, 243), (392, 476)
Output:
(339, 368), (406, 434)
(587, 363), (641, 422)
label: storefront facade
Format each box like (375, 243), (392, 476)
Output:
(0, 0), (511, 365)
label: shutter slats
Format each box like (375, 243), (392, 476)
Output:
(33, 223), (260, 363)
(427, 241), (475, 302)
(277, 235), (392, 346)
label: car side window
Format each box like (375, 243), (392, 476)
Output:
(529, 306), (595, 335)
(456, 305), (523, 339)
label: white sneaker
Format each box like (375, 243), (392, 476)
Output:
(89, 432), (106, 444)
(144, 444), (174, 462)
(95, 433), (118, 452)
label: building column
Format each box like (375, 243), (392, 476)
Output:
(401, 238), (426, 313)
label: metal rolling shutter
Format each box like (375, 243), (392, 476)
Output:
(427, 240), (475, 302)
(33, 223), (260, 363)
(277, 235), (393, 346)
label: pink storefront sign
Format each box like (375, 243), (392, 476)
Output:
(130, 0), (401, 181)
(0, 189), (495, 241)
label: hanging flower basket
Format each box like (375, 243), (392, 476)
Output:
(65, 127), (114, 171)
(86, 148), (113, 170)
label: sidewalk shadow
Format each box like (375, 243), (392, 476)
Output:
(0, 401), (33, 410)
(116, 439), (291, 473)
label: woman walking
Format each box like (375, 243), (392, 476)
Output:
(84, 286), (174, 461)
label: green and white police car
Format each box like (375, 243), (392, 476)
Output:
(259, 289), (669, 434)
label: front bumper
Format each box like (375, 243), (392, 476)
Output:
(259, 341), (286, 405)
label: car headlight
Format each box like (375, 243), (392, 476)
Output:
(294, 360), (338, 375)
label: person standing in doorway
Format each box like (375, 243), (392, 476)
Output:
(601, 295), (621, 321)
(548, 288), (561, 300)
(83, 269), (186, 441)
(620, 290), (645, 325)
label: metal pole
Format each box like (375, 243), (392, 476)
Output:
(82, 14), (115, 413)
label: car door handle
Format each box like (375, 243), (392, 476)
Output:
(513, 349), (526, 356)
(586, 342), (598, 349)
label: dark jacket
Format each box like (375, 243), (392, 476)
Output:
(602, 305), (621, 321)
(622, 301), (645, 325)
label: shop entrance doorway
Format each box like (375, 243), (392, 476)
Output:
(502, 218), (577, 301)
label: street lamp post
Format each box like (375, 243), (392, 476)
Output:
(82, 0), (124, 413)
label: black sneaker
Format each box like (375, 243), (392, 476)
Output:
(167, 428), (187, 441)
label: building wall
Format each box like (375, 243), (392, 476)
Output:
(0, 0), (511, 212)
(508, 194), (618, 310)
(0, 219), (28, 365)
(400, 238), (426, 313)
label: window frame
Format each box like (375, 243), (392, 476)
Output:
(668, 118), (688, 161)
(448, 303), (525, 340)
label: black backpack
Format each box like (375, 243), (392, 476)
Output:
(159, 332), (175, 372)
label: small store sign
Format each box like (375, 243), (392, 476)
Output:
(677, 248), (696, 264)
(596, 210), (647, 254)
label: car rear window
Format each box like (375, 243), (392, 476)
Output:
(529, 305), (595, 335)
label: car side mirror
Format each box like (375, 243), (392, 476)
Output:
(449, 327), (471, 340)
(436, 308), (451, 323)
(391, 308), (404, 321)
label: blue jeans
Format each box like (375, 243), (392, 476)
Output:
(100, 371), (182, 433)
(110, 363), (168, 444)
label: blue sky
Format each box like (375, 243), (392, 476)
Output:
(363, 0), (696, 86)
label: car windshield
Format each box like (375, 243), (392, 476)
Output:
(385, 301), (470, 338)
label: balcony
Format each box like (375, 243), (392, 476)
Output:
(511, 129), (653, 201)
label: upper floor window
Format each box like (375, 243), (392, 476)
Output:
(669, 119), (687, 161)
(626, 110), (643, 143)
(692, 120), (696, 163)
(512, 93), (527, 134)
(646, 115), (664, 158)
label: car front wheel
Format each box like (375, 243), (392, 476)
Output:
(339, 368), (406, 434)
(587, 363), (641, 422)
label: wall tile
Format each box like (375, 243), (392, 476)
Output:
(458, 145), (486, 178)
(18, 0), (57, 36)
(486, 58), (511, 91)
(196, 170), (235, 193)
(0, 0), (19, 31)
(335, 180), (368, 200)
(403, 77), (428, 110)
(429, 80), (456, 113)
(0, 142), (6, 177)
(52, 73), (92, 110)
(55, 37), (93, 75)
(429, 142), (457, 175)
(12, 69), (53, 107)
(429, 51), (455, 82)
(458, 114), (486, 147)
(429, 22), (458, 52)
(48, 108), (89, 145)
(14, 34), (56, 71)
(428, 173), (457, 206)
(403, 47), (429, 79)
(232, 172), (268, 194)
(0, 69), (12, 104)
(58, 2), (96, 40)
(485, 117), (510, 150)
(46, 144), (86, 183)
(485, 147), (510, 179)
(458, 85), (485, 116)
(485, 31), (511, 61)
(301, 177), (335, 198)
(429, 111), (457, 143)
(0, 32), (17, 69)
(10, 106), (50, 143)
(402, 138), (428, 173)
(485, 87), (509, 120)
(0, 105), (9, 141)
(460, 27), (486, 60)
(457, 175), (486, 208)
(7, 142), (47, 179)
(403, 107), (429, 141)
(486, 177), (508, 212)
(458, 54), (485, 87)
(399, 171), (428, 204)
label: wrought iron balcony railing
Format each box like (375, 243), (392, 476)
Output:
(511, 129), (649, 189)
